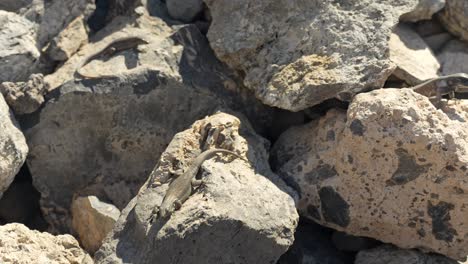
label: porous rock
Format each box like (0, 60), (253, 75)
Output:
(400, 0), (445, 22)
(0, 223), (92, 263)
(438, 0), (468, 42)
(389, 24), (439, 85)
(94, 112), (298, 264)
(0, 94), (28, 199)
(0, 73), (46, 115)
(356, 245), (460, 264)
(71, 196), (120, 254)
(23, 17), (274, 233)
(271, 89), (468, 260)
(0, 10), (40, 82)
(204, 0), (418, 111)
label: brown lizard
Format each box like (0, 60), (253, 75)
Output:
(410, 73), (468, 107)
(74, 36), (149, 79)
(157, 148), (244, 219)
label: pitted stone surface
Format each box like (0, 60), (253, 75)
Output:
(272, 89), (468, 260)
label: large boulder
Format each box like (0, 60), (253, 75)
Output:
(204, 0), (418, 111)
(271, 89), (468, 260)
(400, 0), (445, 22)
(23, 17), (274, 233)
(438, 0), (468, 42)
(0, 94), (28, 198)
(437, 40), (468, 75)
(94, 112), (298, 264)
(0, 223), (92, 263)
(356, 245), (460, 264)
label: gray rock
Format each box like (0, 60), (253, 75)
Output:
(401, 0), (445, 22)
(94, 112), (298, 264)
(437, 39), (468, 75)
(46, 15), (88, 62)
(389, 24), (439, 85)
(423, 32), (453, 52)
(0, 74), (46, 115)
(438, 0), (468, 42)
(332, 231), (379, 252)
(204, 0), (417, 111)
(23, 21), (274, 233)
(271, 89), (468, 260)
(71, 196), (120, 254)
(0, 10), (40, 83)
(355, 245), (460, 264)
(167, 0), (204, 22)
(0, 94), (28, 199)
(0, 0), (32, 13)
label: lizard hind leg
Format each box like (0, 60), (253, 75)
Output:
(174, 200), (182, 210)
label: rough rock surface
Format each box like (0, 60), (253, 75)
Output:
(356, 245), (460, 264)
(0, 223), (93, 264)
(400, 0), (445, 22)
(271, 89), (468, 260)
(204, 0), (418, 111)
(20, 0), (95, 47)
(0, 94), (28, 199)
(0, 0), (32, 12)
(389, 24), (439, 85)
(0, 10), (40, 83)
(438, 0), (468, 42)
(423, 33), (453, 52)
(71, 196), (120, 254)
(167, 0), (204, 23)
(94, 112), (298, 264)
(23, 17), (274, 233)
(46, 15), (88, 62)
(437, 40), (468, 75)
(0, 74), (46, 115)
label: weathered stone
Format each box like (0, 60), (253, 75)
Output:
(401, 0), (445, 22)
(277, 222), (353, 264)
(23, 17), (274, 233)
(423, 33), (453, 52)
(438, 0), (468, 42)
(415, 19), (446, 37)
(20, 0), (95, 48)
(271, 89), (468, 260)
(71, 196), (120, 254)
(0, 74), (46, 115)
(204, 0), (417, 111)
(167, 0), (204, 22)
(0, 223), (92, 263)
(0, 10), (40, 82)
(356, 245), (460, 264)
(46, 15), (88, 62)
(94, 112), (298, 264)
(0, 0), (32, 12)
(389, 24), (439, 85)
(437, 40), (468, 75)
(0, 94), (28, 199)
(331, 231), (379, 252)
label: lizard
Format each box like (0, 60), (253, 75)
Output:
(74, 36), (149, 79)
(410, 73), (468, 107)
(157, 148), (244, 219)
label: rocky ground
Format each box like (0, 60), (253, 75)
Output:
(0, 0), (467, 263)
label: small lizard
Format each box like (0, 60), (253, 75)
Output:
(158, 148), (244, 219)
(74, 36), (149, 79)
(410, 73), (468, 107)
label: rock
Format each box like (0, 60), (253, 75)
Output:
(332, 231), (379, 252)
(400, 0), (445, 22)
(0, 73), (46, 115)
(423, 33), (453, 52)
(355, 245), (459, 264)
(46, 15), (88, 62)
(20, 0), (95, 48)
(94, 112), (298, 264)
(0, 10), (41, 83)
(204, 0), (418, 111)
(438, 0), (468, 42)
(23, 17), (274, 233)
(0, 223), (93, 263)
(437, 40), (468, 75)
(167, 0), (204, 22)
(277, 222), (354, 264)
(389, 24), (440, 85)
(0, 94), (28, 199)
(415, 19), (446, 37)
(71, 196), (120, 254)
(0, 0), (32, 12)
(271, 88), (468, 260)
